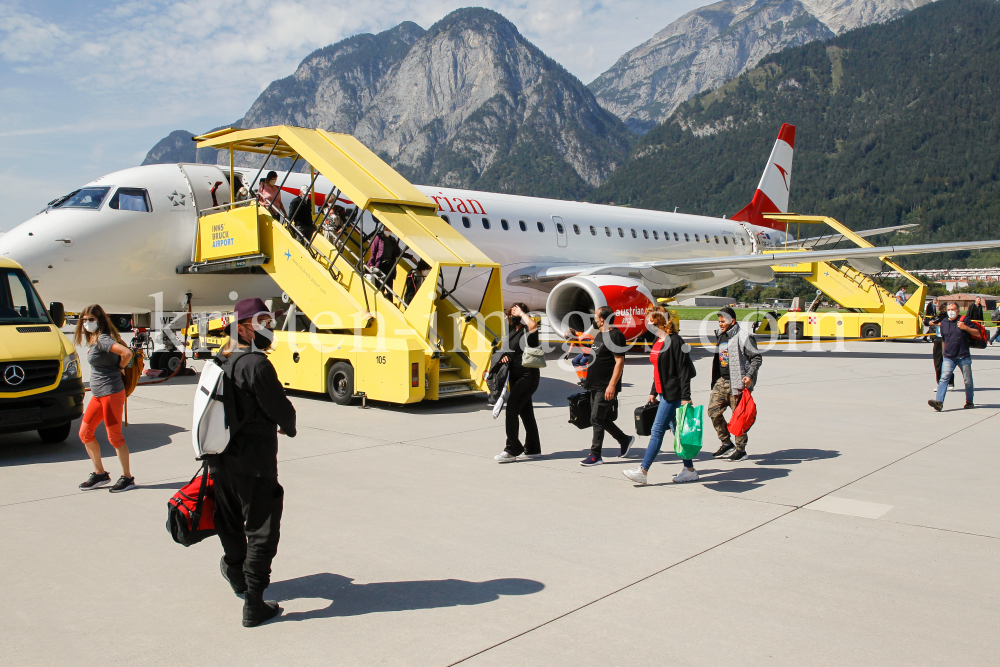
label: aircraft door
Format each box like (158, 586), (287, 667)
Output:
(180, 165), (231, 214)
(553, 216), (568, 248)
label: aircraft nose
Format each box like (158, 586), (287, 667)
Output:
(0, 214), (57, 278)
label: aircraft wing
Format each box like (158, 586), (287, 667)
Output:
(531, 238), (1000, 281)
(792, 224), (919, 248)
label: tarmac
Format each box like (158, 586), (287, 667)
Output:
(1, 326), (998, 666)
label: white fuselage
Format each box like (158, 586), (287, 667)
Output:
(0, 163), (788, 314)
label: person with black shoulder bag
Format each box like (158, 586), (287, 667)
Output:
(580, 306), (634, 466)
(211, 297), (296, 627)
(494, 303), (544, 462)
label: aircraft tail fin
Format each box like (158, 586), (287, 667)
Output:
(731, 123), (795, 232)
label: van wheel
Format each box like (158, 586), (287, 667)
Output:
(327, 362), (354, 405)
(38, 422), (71, 443)
(860, 323), (881, 339)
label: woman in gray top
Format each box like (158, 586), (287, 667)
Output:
(73, 304), (135, 492)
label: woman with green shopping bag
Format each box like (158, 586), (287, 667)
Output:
(623, 311), (700, 485)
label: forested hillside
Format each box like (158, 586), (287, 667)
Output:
(593, 0), (1000, 268)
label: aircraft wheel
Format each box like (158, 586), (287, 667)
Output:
(165, 352), (184, 373)
(111, 314), (132, 332)
(38, 422), (72, 444)
(327, 362), (354, 405)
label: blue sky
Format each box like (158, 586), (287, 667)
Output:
(0, 0), (706, 230)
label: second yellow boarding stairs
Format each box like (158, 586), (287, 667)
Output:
(187, 125), (505, 405)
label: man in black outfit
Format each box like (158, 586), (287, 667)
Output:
(212, 297), (297, 627)
(580, 306), (634, 466)
(288, 187), (316, 246)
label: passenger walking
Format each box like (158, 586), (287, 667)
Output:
(580, 306), (634, 466)
(930, 316), (954, 388)
(708, 307), (762, 462)
(257, 171), (286, 219)
(622, 312), (696, 485)
(366, 225), (400, 295)
(928, 301), (980, 411)
(75, 304), (136, 492)
(494, 303), (542, 462)
(288, 187), (315, 244)
(211, 298), (297, 627)
(968, 297), (985, 325)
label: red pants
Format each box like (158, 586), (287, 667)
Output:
(80, 390), (126, 448)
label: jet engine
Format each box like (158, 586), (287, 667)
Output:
(545, 275), (655, 341)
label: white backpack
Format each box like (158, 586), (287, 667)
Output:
(191, 353), (256, 460)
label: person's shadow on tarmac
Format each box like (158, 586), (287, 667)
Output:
(267, 573), (544, 621)
(689, 448), (841, 493)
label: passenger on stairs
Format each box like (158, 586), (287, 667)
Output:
(494, 304), (543, 463)
(288, 187), (316, 245)
(257, 171), (286, 220)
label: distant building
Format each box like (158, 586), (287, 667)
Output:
(933, 293), (996, 310)
(677, 296), (737, 307)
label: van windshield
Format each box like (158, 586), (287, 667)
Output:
(0, 269), (51, 325)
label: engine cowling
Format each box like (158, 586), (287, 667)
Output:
(546, 275), (655, 341)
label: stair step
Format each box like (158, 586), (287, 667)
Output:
(439, 379), (475, 388)
(436, 389), (487, 400)
(438, 366), (461, 373)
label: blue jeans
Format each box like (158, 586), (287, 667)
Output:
(936, 356), (973, 404)
(991, 328), (1000, 344)
(641, 396), (692, 471)
(571, 353), (590, 368)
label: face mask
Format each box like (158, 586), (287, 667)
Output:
(253, 328), (274, 351)
(947, 310), (958, 320)
(83, 320), (99, 333)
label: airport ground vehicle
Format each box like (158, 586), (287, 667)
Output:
(754, 215), (926, 339)
(184, 126), (504, 405)
(0, 258), (84, 442)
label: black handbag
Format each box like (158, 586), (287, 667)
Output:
(634, 402), (658, 437)
(568, 392), (592, 429)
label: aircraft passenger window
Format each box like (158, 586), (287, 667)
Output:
(741, 237), (746, 245)
(501, 219), (509, 230)
(706, 235), (711, 243)
(605, 227), (611, 237)
(536, 221), (545, 232)
(108, 187), (151, 212)
(652, 231), (658, 240)
(684, 233), (690, 242)
(482, 218), (490, 229)
(590, 226), (596, 236)
(724, 236), (728, 244)
(462, 216), (471, 228)
(642, 230), (649, 239)
(630, 229), (637, 238)
(694, 234), (700, 242)
(714, 235), (719, 244)
(573, 224), (580, 235)
(56, 186), (111, 210)
(617, 228), (624, 238)
(674, 232), (679, 241)
(556, 223), (565, 234)
(519, 220), (527, 231)
(441, 214), (451, 225)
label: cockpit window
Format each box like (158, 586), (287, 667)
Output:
(0, 269), (50, 325)
(55, 187), (111, 210)
(108, 188), (151, 212)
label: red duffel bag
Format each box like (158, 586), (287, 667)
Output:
(728, 390), (757, 438)
(167, 462), (217, 546)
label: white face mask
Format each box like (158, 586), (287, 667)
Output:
(947, 310), (958, 320)
(83, 320), (99, 333)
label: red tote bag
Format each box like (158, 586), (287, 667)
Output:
(728, 390), (757, 438)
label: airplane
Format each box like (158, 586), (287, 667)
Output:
(2, 124), (997, 340)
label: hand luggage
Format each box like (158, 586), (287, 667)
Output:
(674, 404), (704, 460)
(166, 462), (217, 547)
(568, 391), (592, 429)
(965, 318), (988, 350)
(728, 390), (757, 437)
(634, 401), (658, 437)
(191, 352), (258, 459)
(521, 346), (547, 369)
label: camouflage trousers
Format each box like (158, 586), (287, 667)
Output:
(707, 377), (749, 448)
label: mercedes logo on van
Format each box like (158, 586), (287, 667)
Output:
(4, 365), (25, 386)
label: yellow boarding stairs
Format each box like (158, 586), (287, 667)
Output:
(186, 126), (504, 404)
(755, 214), (926, 339)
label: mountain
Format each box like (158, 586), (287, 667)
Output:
(591, 0), (1000, 269)
(590, 0), (931, 133)
(141, 130), (196, 165)
(144, 9), (633, 200)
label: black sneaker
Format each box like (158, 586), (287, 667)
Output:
(79, 471), (111, 490)
(729, 448), (747, 462)
(243, 592), (282, 627)
(713, 443), (736, 459)
(928, 400), (943, 412)
(221, 557), (247, 596)
(108, 476), (136, 493)
(620, 436), (635, 458)
(580, 454), (603, 467)
(964, 402), (975, 409)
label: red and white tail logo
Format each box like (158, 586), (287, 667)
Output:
(730, 123), (795, 232)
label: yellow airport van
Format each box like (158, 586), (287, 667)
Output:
(0, 258), (84, 442)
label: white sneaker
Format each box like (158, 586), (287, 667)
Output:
(672, 468), (699, 483)
(494, 452), (518, 463)
(622, 467), (648, 485)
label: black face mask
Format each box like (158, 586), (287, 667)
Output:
(508, 316), (519, 328)
(253, 329), (274, 351)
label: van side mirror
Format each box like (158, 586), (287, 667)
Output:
(49, 302), (66, 328)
